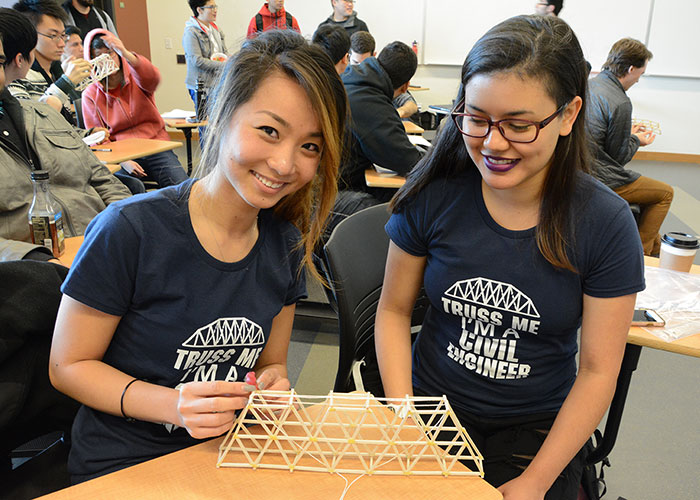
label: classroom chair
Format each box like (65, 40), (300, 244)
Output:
(0, 261), (80, 498)
(322, 203), (428, 396)
(73, 98), (85, 129)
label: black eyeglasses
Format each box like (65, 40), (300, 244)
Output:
(450, 98), (569, 144)
(38, 31), (68, 43)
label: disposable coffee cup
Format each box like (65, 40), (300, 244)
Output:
(659, 232), (699, 272)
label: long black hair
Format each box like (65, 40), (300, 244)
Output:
(392, 15), (589, 271)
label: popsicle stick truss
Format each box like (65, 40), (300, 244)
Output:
(75, 53), (120, 92)
(632, 118), (662, 135)
(218, 391), (484, 477)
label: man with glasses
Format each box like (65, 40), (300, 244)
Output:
(10, 0), (91, 124)
(318, 0), (369, 37)
(60, 0), (117, 39)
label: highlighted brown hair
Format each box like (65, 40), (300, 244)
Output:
(195, 30), (348, 283)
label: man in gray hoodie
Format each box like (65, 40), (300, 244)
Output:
(317, 0), (369, 37)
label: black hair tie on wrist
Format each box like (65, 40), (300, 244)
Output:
(120, 378), (141, 422)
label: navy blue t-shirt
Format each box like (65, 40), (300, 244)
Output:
(386, 168), (645, 417)
(61, 179), (306, 481)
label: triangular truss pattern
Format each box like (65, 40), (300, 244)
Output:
(75, 53), (120, 92)
(218, 391), (484, 477)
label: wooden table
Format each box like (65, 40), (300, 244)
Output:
(38, 403), (501, 500)
(92, 138), (182, 165)
(164, 118), (208, 175)
(365, 169), (407, 188)
(587, 256), (700, 465)
(403, 121), (424, 135)
(58, 236), (84, 268)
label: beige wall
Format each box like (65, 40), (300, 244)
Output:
(145, 1), (700, 155)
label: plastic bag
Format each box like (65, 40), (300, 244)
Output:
(635, 266), (700, 342)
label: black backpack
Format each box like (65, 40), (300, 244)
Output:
(255, 12), (293, 33)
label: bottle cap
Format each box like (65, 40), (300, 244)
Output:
(30, 170), (49, 181)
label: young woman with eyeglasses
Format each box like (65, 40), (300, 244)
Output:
(375, 15), (644, 500)
(183, 0), (227, 107)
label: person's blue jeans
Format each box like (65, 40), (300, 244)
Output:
(121, 149), (188, 188)
(113, 171), (146, 194)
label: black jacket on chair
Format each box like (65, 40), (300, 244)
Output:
(0, 261), (79, 455)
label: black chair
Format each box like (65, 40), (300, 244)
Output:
(0, 261), (80, 499)
(73, 98), (85, 129)
(322, 203), (428, 396)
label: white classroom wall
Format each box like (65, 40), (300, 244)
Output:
(146, 0), (699, 155)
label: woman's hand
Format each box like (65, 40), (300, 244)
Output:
(255, 368), (290, 392)
(497, 475), (547, 500)
(121, 160), (147, 177)
(176, 380), (250, 439)
(93, 127), (110, 143)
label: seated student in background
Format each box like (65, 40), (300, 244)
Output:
(318, 0), (369, 37)
(11, 0), (91, 122)
(394, 91), (418, 122)
(246, 0), (300, 39)
(340, 41), (422, 201)
(49, 30), (347, 483)
(62, 25), (83, 61)
(375, 15), (644, 500)
(0, 9), (131, 263)
(534, 0), (563, 16)
(61, 0), (117, 38)
(586, 38), (672, 257)
(311, 24), (350, 75)
(82, 29), (189, 190)
(349, 30), (375, 65)
(183, 0), (227, 109)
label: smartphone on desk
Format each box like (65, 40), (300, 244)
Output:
(632, 308), (665, 327)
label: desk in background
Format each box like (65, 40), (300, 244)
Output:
(587, 257), (700, 465)
(163, 119), (208, 175)
(93, 138), (182, 165)
(38, 402), (501, 500)
(365, 169), (407, 189)
(403, 121), (424, 135)
(58, 236), (84, 268)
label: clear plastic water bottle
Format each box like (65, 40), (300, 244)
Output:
(28, 170), (65, 257)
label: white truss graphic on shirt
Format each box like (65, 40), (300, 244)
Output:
(182, 317), (264, 348)
(74, 53), (120, 92)
(445, 278), (540, 318)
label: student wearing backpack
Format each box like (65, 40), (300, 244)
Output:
(246, 1), (300, 39)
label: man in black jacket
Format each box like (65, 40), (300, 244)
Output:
(340, 41), (422, 200)
(317, 0), (368, 37)
(586, 38), (673, 256)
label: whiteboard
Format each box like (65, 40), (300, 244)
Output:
(646, 0), (700, 78)
(423, 0), (653, 68)
(424, 0), (526, 66)
(561, 0), (652, 73)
